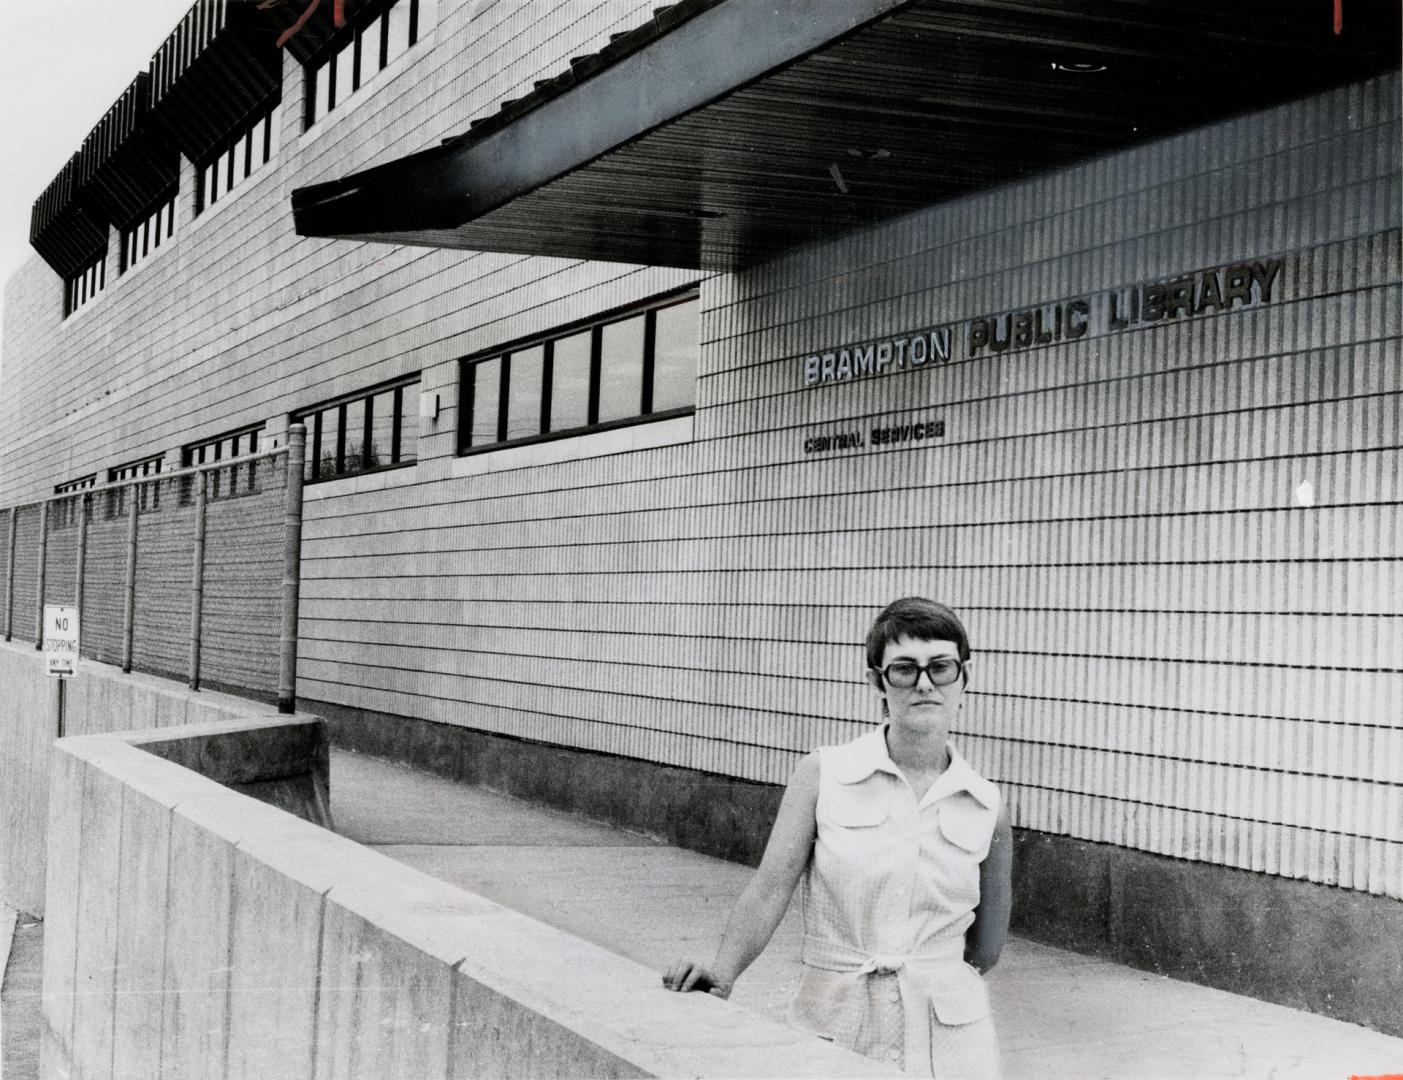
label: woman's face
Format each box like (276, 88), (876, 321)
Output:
(867, 635), (968, 741)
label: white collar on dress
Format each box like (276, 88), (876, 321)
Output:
(830, 724), (999, 809)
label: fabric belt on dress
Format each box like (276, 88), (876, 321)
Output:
(802, 935), (983, 1071)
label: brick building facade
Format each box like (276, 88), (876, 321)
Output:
(4, 0), (1400, 1033)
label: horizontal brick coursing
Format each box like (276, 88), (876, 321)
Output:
(1, 1), (1398, 898)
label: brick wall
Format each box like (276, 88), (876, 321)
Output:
(299, 71), (1401, 900)
(2, 1), (1398, 901)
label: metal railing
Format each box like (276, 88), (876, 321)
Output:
(1, 425), (306, 712)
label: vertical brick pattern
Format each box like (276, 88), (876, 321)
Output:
(301, 73), (1402, 901)
(0, 0), (1398, 904)
(699, 75), (1400, 897)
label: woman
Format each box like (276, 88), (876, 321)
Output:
(663, 597), (1012, 1078)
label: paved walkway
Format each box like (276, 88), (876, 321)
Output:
(5, 749), (1403, 1079)
(334, 750), (1403, 1080)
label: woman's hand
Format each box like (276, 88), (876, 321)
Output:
(660, 754), (820, 1004)
(661, 958), (733, 998)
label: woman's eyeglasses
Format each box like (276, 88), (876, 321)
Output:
(877, 657), (964, 689)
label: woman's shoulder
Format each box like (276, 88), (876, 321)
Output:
(945, 744), (1001, 804)
(806, 726), (890, 789)
(811, 724), (885, 758)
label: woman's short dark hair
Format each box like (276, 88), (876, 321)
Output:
(865, 597), (971, 670)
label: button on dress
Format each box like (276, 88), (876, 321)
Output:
(788, 727), (1002, 1078)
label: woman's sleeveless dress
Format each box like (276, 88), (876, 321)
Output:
(788, 726), (1003, 1078)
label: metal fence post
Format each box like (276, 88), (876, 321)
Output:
(74, 494), (89, 635)
(278, 424), (306, 714)
(34, 501), (48, 650)
(121, 485), (139, 673)
(189, 469), (207, 691)
(4, 507), (15, 642)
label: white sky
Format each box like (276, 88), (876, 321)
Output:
(0, 0), (197, 361)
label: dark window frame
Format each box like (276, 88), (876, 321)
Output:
(62, 254), (107, 318)
(292, 374), (420, 485)
(195, 97), (280, 217)
(301, 0), (421, 131)
(180, 423), (265, 503)
(53, 475), (97, 495)
(457, 287), (699, 457)
(52, 475), (97, 529)
(119, 184), (179, 274)
(105, 455), (164, 519)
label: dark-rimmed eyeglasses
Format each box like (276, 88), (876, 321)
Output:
(876, 657), (964, 689)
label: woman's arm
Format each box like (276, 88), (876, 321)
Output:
(965, 801), (1012, 973)
(662, 752), (820, 996)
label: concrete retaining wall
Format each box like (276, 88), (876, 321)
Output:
(41, 720), (890, 1079)
(0, 640), (302, 916)
(0, 644), (52, 918)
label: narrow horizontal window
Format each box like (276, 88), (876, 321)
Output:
(195, 98), (281, 217)
(302, 0), (432, 130)
(120, 188), (179, 274)
(458, 287), (699, 455)
(106, 455), (164, 518)
(63, 255), (107, 317)
(180, 423), (265, 503)
(293, 375), (420, 483)
(54, 475), (97, 495)
(52, 474), (97, 529)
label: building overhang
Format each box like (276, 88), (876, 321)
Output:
(292, 0), (1400, 271)
(147, 0), (284, 166)
(28, 0), (383, 278)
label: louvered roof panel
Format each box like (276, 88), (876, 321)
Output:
(293, 0), (1401, 270)
(148, 0), (283, 163)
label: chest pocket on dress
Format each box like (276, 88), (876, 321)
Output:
(826, 782), (888, 828)
(937, 795), (995, 859)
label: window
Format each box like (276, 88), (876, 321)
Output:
(303, 0), (428, 129)
(293, 376), (418, 483)
(196, 101), (279, 215)
(121, 189), (178, 273)
(63, 256), (106, 317)
(52, 475), (96, 529)
(181, 423), (265, 501)
(106, 455), (163, 519)
(53, 475), (96, 495)
(460, 290), (699, 454)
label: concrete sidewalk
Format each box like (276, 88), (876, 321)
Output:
(333, 749), (1403, 1080)
(5, 749), (1401, 1079)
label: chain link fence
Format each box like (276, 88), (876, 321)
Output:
(0, 428), (306, 710)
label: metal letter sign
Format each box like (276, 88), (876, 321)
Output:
(44, 605), (79, 679)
